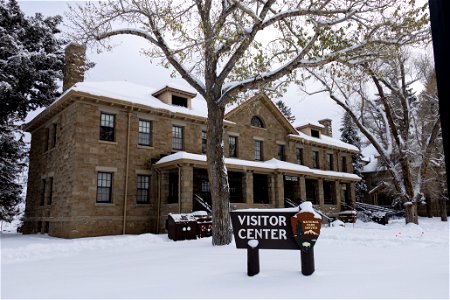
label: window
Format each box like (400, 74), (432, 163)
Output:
(255, 140), (263, 161)
(251, 116), (264, 128)
(341, 156), (348, 172)
(201, 180), (210, 193)
(47, 177), (53, 205)
(202, 131), (207, 154)
(172, 95), (188, 107)
(172, 126), (184, 150)
(40, 179), (46, 206)
(312, 151), (319, 169)
(277, 144), (286, 161)
(229, 135), (238, 158)
(100, 113), (115, 141)
(96, 172), (112, 203)
(44, 128), (49, 151)
(138, 119), (152, 146)
(296, 148), (304, 165)
(137, 175), (150, 204)
(327, 153), (334, 170)
(51, 123), (57, 148)
(311, 129), (320, 138)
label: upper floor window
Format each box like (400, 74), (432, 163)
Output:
(229, 135), (238, 158)
(251, 116), (264, 128)
(138, 119), (152, 146)
(100, 112), (115, 141)
(137, 175), (150, 204)
(255, 140), (263, 161)
(311, 129), (320, 138)
(40, 179), (46, 206)
(172, 95), (188, 107)
(51, 123), (57, 148)
(341, 156), (348, 172)
(96, 172), (113, 203)
(202, 130), (207, 154)
(47, 177), (53, 205)
(277, 144), (286, 161)
(172, 126), (184, 150)
(296, 148), (304, 165)
(312, 150), (320, 169)
(327, 153), (334, 171)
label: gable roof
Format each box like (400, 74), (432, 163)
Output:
(23, 81), (212, 132)
(225, 93), (298, 135)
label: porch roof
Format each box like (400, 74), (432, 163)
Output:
(154, 151), (360, 182)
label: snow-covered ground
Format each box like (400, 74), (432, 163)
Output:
(1, 218), (449, 299)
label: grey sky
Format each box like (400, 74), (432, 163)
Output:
(19, 1), (350, 139)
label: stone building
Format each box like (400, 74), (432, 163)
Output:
(22, 45), (360, 238)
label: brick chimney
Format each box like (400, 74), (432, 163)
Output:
(318, 118), (333, 137)
(63, 43), (86, 92)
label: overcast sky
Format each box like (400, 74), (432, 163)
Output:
(19, 1), (368, 146)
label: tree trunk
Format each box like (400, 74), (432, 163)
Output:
(404, 202), (419, 224)
(206, 103), (232, 245)
(439, 198), (448, 222)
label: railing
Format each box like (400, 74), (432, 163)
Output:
(193, 194), (212, 213)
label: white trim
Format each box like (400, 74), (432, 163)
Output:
(227, 131), (240, 137)
(135, 169), (152, 175)
(95, 166), (118, 173)
(253, 136), (265, 141)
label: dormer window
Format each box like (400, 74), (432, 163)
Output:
(172, 95), (188, 107)
(251, 116), (264, 128)
(311, 129), (320, 138)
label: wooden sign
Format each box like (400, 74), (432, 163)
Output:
(291, 211), (321, 252)
(230, 202), (322, 276)
(230, 210), (300, 250)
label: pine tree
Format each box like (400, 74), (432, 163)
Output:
(275, 100), (296, 123)
(0, 0), (65, 222)
(340, 111), (367, 202)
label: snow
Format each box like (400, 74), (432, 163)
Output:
(294, 119), (325, 129)
(1, 218), (448, 299)
(54, 81), (209, 118)
(247, 239), (259, 248)
(299, 201), (322, 219)
(156, 152), (360, 180)
(289, 132), (359, 152)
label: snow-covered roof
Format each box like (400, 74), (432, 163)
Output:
(289, 131), (359, 153)
(155, 151), (360, 181)
(65, 81), (208, 118)
(152, 83), (197, 97)
(294, 120), (325, 129)
(168, 213), (197, 222)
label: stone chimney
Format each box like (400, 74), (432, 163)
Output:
(318, 118), (333, 137)
(63, 43), (86, 92)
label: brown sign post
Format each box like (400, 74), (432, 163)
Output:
(230, 202), (321, 276)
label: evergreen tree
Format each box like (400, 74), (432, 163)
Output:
(275, 100), (296, 123)
(340, 111), (367, 202)
(0, 0), (65, 222)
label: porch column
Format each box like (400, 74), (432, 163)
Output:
(245, 171), (253, 204)
(318, 179), (325, 208)
(299, 176), (306, 201)
(334, 180), (342, 209)
(269, 175), (277, 206)
(274, 173), (284, 208)
(180, 165), (193, 212)
(349, 182), (356, 207)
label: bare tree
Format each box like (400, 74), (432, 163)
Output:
(67, 0), (428, 244)
(306, 48), (443, 224)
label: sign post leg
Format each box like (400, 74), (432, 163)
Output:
(247, 242), (260, 276)
(300, 248), (315, 276)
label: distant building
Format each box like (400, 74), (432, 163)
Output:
(22, 45), (360, 238)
